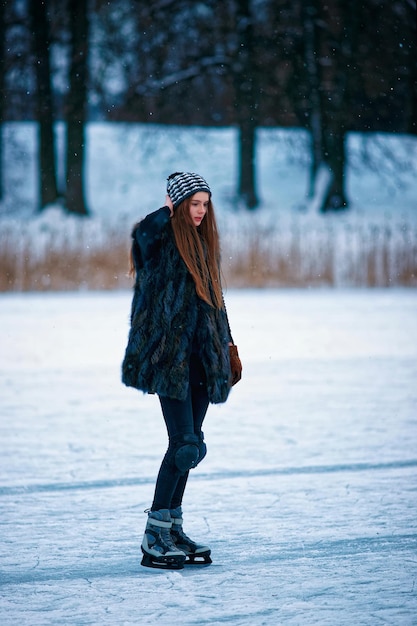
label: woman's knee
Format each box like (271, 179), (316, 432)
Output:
(165, 432), (207, 474)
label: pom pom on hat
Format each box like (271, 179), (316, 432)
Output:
(167, 172), (211, 209)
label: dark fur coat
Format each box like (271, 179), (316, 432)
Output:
(122, 217), (232, 404)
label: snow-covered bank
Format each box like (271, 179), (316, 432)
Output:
(1, 123), (416, 219)
(1, 124), (416, 290)
(0, 289), (416, 624)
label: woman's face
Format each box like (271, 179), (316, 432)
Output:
(189, 192), (209, 226)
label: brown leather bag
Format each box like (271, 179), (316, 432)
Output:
(229, 344), (242, 386)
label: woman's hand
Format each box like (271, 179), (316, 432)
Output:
(165, 194), (174, 217)
(229, 344), (242, 386)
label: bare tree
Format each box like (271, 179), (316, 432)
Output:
(302, 0), (323, 199)
(232, 0), (259, 210)
(2, 0), (415, 220)
(29, 0), (59, 210)
(93, 0), (260, 210)
(301, 0), (353, 212)
(399, 0), (417, 135)
(322, 0), (359, 213)
(0, 0), (5, 201)
(65, 0), (89, 216)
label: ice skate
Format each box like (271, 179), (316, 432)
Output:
(170, 507), (212, 565)
(141, 509), (186, 570)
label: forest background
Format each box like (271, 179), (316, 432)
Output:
(0, 0), (416, 289)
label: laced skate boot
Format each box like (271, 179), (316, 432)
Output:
(141, 509), (186, 570)
(170, 506), (212, 565)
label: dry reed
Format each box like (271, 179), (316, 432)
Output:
(1, 217), (416, 292)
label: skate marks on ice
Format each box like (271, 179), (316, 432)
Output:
(1, 456), (416, 496)
(1, 529), (415, 587)
(1, 462), (416, 584)
(1, 290), (416, 624)
(1, 513), (416, 626)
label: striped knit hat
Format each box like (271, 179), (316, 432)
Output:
(167, 172), (211, 209)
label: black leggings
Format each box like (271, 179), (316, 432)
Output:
(151, 356), (209, 511)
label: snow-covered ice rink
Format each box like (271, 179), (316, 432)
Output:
(1, 288), (416, 625)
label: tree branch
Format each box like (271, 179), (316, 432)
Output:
(134, 54), (229, 95)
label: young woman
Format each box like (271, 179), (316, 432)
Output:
(122, 172), (241, 570)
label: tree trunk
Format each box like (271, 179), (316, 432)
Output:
(30, 0), (59, 210)
(320, 127), (347, 212)
(234, 0), (258, 210)
(317, 0), (353, 213)
(405, 0), (417, 135)
(409, 56), (417, 135)
(302, 0), (323, 198)
(0, 1), (4, 201)
(65, 0), (89, 216)
(238, 116), (257, 210)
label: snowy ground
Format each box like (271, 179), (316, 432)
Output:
(1, 123), (416, 221)
(1, 288), (416, 625)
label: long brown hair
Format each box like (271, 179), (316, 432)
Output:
(171, 197), (223, 309)
(129, 199), (224, 309)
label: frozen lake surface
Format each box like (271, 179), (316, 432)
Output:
(1, 289), (416, 625)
